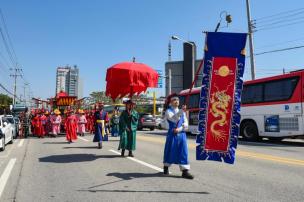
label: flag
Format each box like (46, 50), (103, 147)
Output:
(197, 32), (247, 164)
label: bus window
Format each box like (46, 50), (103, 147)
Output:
(264, 77), (299, 102)
(242, 84), (263, 104)
(189, 94), (200, 109)
(179, 95), (186, 105)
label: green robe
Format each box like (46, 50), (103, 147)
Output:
(118, 110), (139, 151)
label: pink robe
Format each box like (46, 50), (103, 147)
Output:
(77, 115), (87, 134)
(51, 115), (62, 135)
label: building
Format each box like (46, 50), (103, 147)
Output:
(78, 77), (83, 98)
(165, 42), (202, 96)
(56, 65), (82, 98)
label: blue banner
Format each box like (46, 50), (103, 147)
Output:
(197, 32), (247, 164)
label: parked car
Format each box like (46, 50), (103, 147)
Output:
(137, 113), (156, 131)
(155, 115), (162, 129)
(6, 115), (17, 139)
(0, 115), (14, 151)
(14, 117), (20, 137)
(160, 118), (168, 130)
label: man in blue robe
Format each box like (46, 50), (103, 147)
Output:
(163, 95), (194, 179)
(93, 103), (109, 149)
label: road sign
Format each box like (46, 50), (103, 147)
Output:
(156, 70), (163, 88)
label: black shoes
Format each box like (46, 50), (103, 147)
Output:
(98, 142), (102, 149)
(182, 170), (194, 180)
(128, 151), (134, 157)
(121, 149), (125, 157)
(163, 166), (169, 175)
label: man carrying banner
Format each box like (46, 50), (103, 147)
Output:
(93, 103), (109, 149)
(118, 100), (138, 157)
(163, 94), (194, 179)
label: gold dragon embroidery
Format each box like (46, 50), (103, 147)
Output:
(209, 83), (232, 142)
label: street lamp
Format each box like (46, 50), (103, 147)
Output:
(171, 35), (196, 88)
(171, 35), (194, 46)
(215, 11), (232, 32)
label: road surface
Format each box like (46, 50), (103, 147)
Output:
(0, 130), (303, 202)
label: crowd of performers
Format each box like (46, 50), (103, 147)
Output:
(29, 96), (193, 179)
(29, 104), (120, 143)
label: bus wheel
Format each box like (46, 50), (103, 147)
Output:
(241, 121), (259, 141)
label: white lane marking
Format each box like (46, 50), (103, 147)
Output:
(18, 139), (24, 147)
(0, 158), (16, 199)
(109, 149), (164, 172)
(78, 137), (89, 142)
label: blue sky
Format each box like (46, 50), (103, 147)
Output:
(1, 0), (304, 99)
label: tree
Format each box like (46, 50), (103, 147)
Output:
(89, 91), (112, 105)
(0, 94), (13, 114)
(0, 94), (13, 107)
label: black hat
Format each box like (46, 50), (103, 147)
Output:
(123, 99), (135, 105)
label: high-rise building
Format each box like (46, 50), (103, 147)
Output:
(56, 65), (81, 98)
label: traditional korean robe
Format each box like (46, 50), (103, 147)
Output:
(163, 107), (190, 170)
(32, 115), (41, 137)
(51, 115), (62, 136)
(93, 110), (109, 142)
(118, 110), (139, 151)
(65, 114), (77, 142)
(77, 115), (87, 134)
(39, 115), (47, 137)
(110, 114), (119, 137)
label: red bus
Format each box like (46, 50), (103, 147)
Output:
(178, 69), (304, 141)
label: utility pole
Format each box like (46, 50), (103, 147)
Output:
(23, 82), (29, 106)
(168, 40), (172, 62)
(153, 91), (156, 116)
(10, 67), (22, 105)
(246, 0), (256, 80)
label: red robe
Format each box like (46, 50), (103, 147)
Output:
(39, 115), (47, 137)
(32, 115), (40, 136)
(65, 114), (77, 142)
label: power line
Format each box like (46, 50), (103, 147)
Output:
(0, 9), (33, 103)
(254, 10), (304, 24)
(0, 50), (12, 68)
(255, 15), (304, 29)
(255, 7), (304, 21)
(255, 36), (304, 50)
(256, 19), (304, 32)
(0, 9), (18, 63)
(0, 26), (16, 66)
(0, 83), (14, 97)
(254, 45), (304, 56)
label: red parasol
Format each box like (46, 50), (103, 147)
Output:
(106, 62), (159, 100)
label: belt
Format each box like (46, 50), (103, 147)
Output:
(96, 120), (104, 123)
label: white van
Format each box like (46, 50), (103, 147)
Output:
(0, 115), (14, 151)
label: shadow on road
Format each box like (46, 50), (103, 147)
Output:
(80, 172), (209, 194)
(63, 146), (99, 149)
(85, 172), (183, 190)
(43, 142), (70, 144)
(39, 153), (120, 163)
(78, 189), (209, 194)
(106, 172), (180, 180)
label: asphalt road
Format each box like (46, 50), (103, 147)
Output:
(0, 130), (304, 202)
